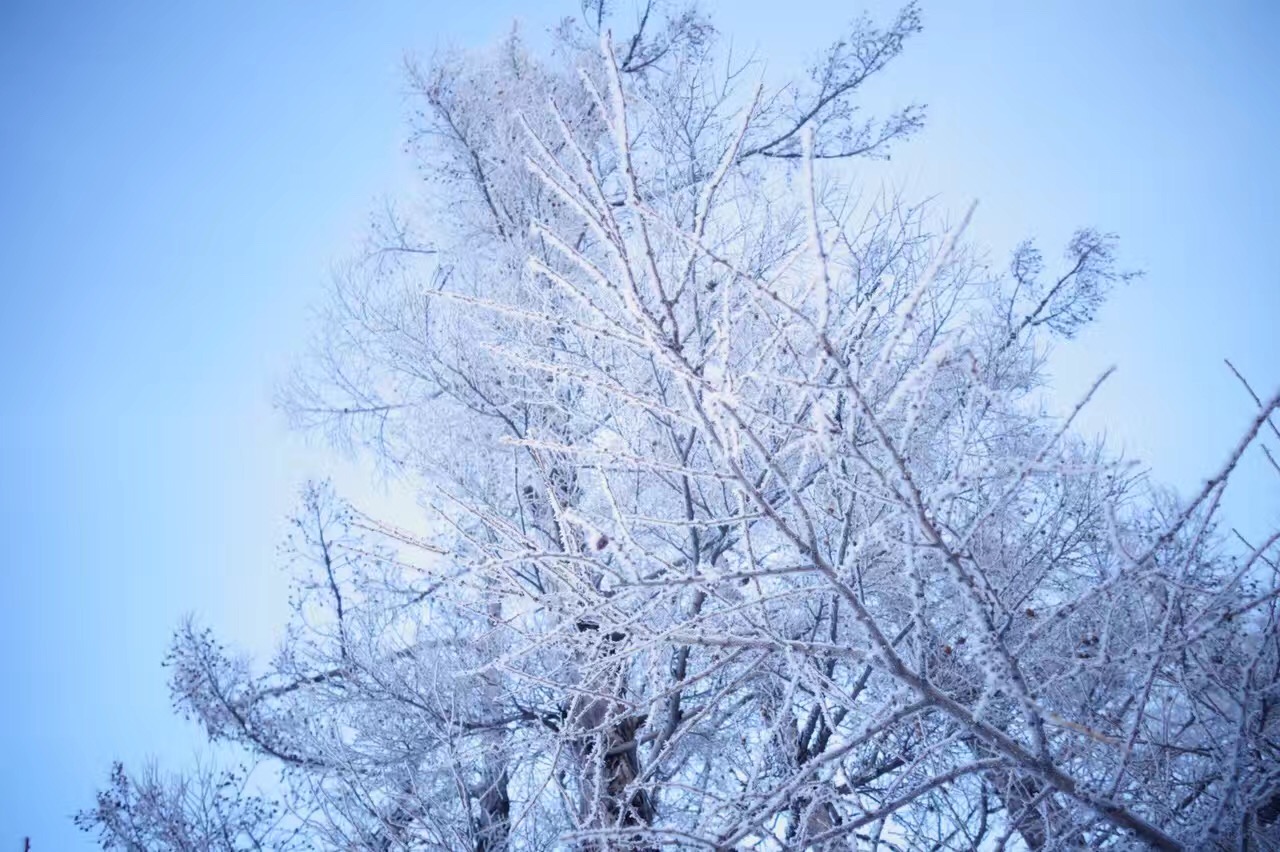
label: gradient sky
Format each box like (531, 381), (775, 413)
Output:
(1, 2), (1276, 849)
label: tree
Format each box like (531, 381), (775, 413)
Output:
(84, 2), (1280, 849)
(75, 760), (300, 851)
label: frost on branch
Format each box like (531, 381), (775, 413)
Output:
(1001, 228), (1141, 346)
(91, 3), (1280, 850)
(75, 761), (299, 852)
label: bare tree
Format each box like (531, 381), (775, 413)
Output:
(76, 760), (299, 851)
(84, 2), (1280, 850)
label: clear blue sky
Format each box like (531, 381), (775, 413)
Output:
(1, 2), (1275, 849)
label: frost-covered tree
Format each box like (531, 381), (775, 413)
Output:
(83, 2), (1280, 849)
(75, 760), (301, 851)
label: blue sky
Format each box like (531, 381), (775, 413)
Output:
(1, 2), (1276, 848)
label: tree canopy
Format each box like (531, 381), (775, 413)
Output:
(81, 3), (1280, 849)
